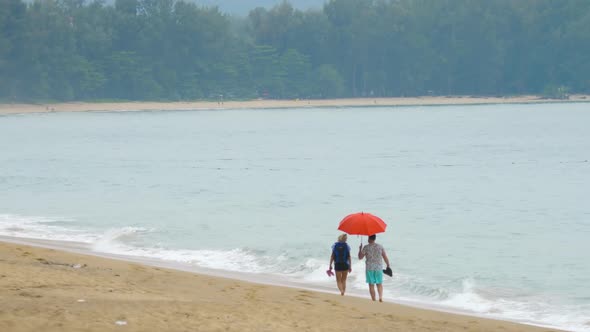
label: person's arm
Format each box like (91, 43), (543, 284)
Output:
(358, 244), (365, 259)
(329, 252), (334, 270)
(382, 248), (390, 268)
(347, 245), (352, 272)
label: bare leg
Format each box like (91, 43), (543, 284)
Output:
(336, 271), (350, 295)
(335, 271), (344, 295)
(340, 271), (348, 295)
(377, 283), (383, 302)
(369, 284), (376, 301)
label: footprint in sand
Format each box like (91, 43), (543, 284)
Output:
(295, 291), (315, 305)
(19, 291), (42, 298)
(223, 283), (241, 292)
(323, 299), (341, 307)
(244, 288), (258, 301)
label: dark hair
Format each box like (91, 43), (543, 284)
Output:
(369, 234), (376, 241)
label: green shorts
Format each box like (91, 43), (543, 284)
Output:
(365, 270), (383, 284)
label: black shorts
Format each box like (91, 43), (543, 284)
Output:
(334, 262), (349, 271)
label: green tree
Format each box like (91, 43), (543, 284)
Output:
(0, 0), (27, 100)
(279, 48), (311, 98)
(315, 64), (344, 98)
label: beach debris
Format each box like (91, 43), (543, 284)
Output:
(35, 258), (86, 269)
(36, 258), (50, 264)
(77, 299), (86, 303)
(115, 320), (128, 326)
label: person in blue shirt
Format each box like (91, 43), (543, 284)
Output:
(329, 233), (352, 295)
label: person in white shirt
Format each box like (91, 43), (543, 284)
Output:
(358, 234), (390, 302)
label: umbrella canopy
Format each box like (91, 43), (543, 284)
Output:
(337, 212), (387, 235)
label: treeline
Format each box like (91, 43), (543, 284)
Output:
(1, 0), (589, 102)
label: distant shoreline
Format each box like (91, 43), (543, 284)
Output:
(1, 95), (589, 114)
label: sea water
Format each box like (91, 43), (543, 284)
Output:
(1, 103), (589, 331)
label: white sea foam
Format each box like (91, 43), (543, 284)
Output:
(91, 229), (271, 273)
(300, 260), (333, 282)
(92, 226), (153, 252)
(0, 214), (96, 243)
(436, 278), (590, 332)
(440, 278), (495, 312)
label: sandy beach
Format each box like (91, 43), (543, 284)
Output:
(1, 95), (589, 114)
(0, 241), (564, 332)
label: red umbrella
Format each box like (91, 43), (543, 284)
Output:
(338, 212), (387, 235)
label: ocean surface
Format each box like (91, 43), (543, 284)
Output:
(1, 103), (589, 331)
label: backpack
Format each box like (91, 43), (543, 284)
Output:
(333, 242), (350, 264)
